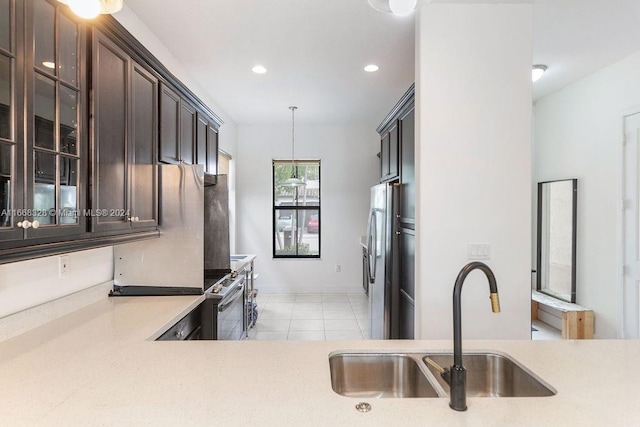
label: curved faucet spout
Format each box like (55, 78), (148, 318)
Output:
(453, 261), (500, 366)
(447, 261), (500, 411)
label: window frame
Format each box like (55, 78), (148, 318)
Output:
(272, 159), (320, 259)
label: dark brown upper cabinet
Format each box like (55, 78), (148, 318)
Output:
(0, 0), (88, 243)
(0, 1), (222, 260)
(180, 101), (195, 164)
(159, 84), (180, 164)
(160, 83), (199, 165)
(196, 111), (219, 174)
(380, 124), (399, 182)
(91, 30), (158, 233)
(207, 124), (219, 175)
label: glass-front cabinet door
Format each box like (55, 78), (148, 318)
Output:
(22, 0), (86, 239)
(0, 0), (24, 242)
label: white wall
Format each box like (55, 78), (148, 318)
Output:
(236, 123), (379, 293)
(415, 3), (533, 340)
(114, 6), (239, 252)
(534, 49), (640, 339)
(0, 247), (113, 318)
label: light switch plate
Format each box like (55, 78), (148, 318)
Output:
(467, 243), (491, 260)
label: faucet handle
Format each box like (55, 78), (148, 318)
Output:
(490, 292), (501, 313)
(424, 357), (446, 374)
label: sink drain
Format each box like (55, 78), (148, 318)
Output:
(355, 402), (371, 413)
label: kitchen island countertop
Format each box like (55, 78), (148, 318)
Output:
(0, 293), (639, 426)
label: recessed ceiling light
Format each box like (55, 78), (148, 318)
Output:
(42, 61), (56, 69)
(532, 64), (547, 82)
(252, 65), (267, 74)
(364, 64), (379, 73)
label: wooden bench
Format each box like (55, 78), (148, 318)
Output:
(531, 291), (594, 339)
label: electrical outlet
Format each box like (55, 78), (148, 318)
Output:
(59, 255), (69, 277)
(335, 264), (342, 273)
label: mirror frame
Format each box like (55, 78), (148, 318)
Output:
(536, 179), (577, 303)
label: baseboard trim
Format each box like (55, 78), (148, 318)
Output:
(256, 284), (366, 295)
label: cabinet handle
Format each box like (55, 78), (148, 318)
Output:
(17, 220), (31, 229)
(32, 220), (40, 229)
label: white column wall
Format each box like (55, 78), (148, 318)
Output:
(415, 3), (533, 339)
(236, 124), (379, 293)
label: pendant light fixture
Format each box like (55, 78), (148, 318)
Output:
(281, 106), (306, 188)
(532, 64), (548, 82)
(56, 0), (124, 19)
(367, 0), (423, 16)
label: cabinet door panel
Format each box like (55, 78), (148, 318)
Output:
(207, 125), (218, 175)
(130, 63), (157, 229)
(159, 84), (179, 164)
(388, 124), (399, 180)
(399, 291), (415, 339)
(92, 34), (128, 232)
(180, 102), (195, 164)
(380, 133), (390, 180)
(196, 115), (207, 168)
(400, 108), (415, 220)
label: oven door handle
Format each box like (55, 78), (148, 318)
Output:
(218, 284), (244, 313)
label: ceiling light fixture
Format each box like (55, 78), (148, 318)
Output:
(364, 64), (379, 73)
(281, 106), (306, 188)
(252, 65), (267, 74)
(368, 0), (421, 16)
(56, 0), (123, 19)
(532, 64), (547, 82)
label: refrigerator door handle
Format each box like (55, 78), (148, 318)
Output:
(367, 210), (377, 283)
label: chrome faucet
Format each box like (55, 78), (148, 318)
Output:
(441, 262), (500, 411)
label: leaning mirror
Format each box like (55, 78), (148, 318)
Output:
(536, 179), (577, 303)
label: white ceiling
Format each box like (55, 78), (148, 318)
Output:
(123, 0), (640, 125)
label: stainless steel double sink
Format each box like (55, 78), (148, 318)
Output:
(329, 350), (556, 399)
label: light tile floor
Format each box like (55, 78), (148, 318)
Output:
(531, 319), (561, 340)
(247, 293), (370, 341)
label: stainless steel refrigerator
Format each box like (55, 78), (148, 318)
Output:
(367, 183), (400, 339)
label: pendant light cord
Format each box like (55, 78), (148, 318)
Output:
(290, 106), (298, 176)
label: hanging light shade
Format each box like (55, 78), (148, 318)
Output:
(280, 106), (306, 188)
(367, 0), (423, 16)
(57, 0), (124, 19)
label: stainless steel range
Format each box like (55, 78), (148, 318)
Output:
(203, 272), (246, 340)
(157, 272), (246, 341)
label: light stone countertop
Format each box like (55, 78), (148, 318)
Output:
(1, 294), (639, 426)
(230, 254), (256, 273)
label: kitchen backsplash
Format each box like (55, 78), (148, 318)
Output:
(0, 247), (113, 319)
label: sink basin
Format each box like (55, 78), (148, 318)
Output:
(329, 352), (440, 398)
(422, 351), (556, 397)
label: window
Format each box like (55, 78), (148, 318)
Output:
(273, 160), (320, 258)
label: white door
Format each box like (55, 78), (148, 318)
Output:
(623, 112), (640, 339)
